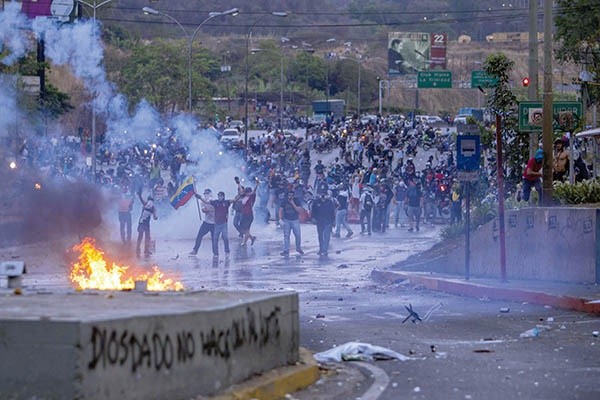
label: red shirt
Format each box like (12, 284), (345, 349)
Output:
(240, 193), (256, 215)
(523, 157), (542, 181)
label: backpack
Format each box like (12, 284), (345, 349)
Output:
(363, 193), (373, 210)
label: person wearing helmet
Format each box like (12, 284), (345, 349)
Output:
(522, 148), (544, 204)
(553, 138), (570, 182)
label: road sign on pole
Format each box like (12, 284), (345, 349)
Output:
(471, 70), (497, 88)
(417, 71), (452, 88)
(518, 101), (583, 132)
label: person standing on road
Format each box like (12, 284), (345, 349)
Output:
(522, 148), (544, 204)
(279, 191), (305, 257)
(311, 191), (336, 256)
(190, 189), (216, 256)
(117, 185), (134, 244)
(405, 177), (422, 232)
(239, 179), (259, 246)
(136, 191), (157, 257)
(204, 191), (236, 258)
(333, 186), (353, 238)
(392, 178), (407, 228)
(359, 186), (374, 236)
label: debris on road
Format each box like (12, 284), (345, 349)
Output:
(402, 303), (422, 323)
(314, 342), (414, 363)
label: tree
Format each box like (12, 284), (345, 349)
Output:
(112, 39), (218, 114)
(555, 0), (600, 106)
(484, 53), (527, 193)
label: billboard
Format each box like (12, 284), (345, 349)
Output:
(21, 0), (76, 21)
(388, 32), (447, 76)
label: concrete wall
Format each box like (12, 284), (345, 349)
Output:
(0, 291), (299, 400)
(443, 207), (599, 283)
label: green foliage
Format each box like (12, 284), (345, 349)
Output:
(40, 84), (74, 119)
(440, 200), (497, 240)
(111, 39), (218, 113)
(553, 179), (600, 204)
(555, 0), (600, 106)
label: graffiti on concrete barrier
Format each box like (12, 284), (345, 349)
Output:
(87, 305), (282, 372)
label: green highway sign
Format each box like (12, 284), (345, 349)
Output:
(471, 70), (498, 88)
(518, 101), (583, 132)
(417, 71), (452, 88)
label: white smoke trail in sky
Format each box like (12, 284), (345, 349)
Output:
(0, 5), (247, 244)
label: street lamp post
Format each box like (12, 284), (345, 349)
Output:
(143, 6), (239, 113)
(75, 0), (113, 179)
(244, 12), (288, 147)
(340, 56), (363, 115)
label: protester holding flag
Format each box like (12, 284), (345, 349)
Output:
(190, 188), (216, 256)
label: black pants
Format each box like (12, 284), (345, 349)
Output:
(360, 209), (372, 234)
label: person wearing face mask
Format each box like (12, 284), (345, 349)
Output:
(201, 190), (237, 258)
(279, 190), (305, 257)
(189, 188), (216, 256)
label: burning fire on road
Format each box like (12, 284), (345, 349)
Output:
(70, 237), (183, 292)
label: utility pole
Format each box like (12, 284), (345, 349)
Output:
(541, 0), (553, 205)
(528, 0), (539, 157)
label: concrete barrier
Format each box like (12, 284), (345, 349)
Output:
(442, 207), (599, 283)
(0, 290), (299, 400)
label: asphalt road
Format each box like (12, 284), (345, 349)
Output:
(7, 219), (599, 400)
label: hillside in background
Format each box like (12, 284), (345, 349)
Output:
(98, 0), (529, 42)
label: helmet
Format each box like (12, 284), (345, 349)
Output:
(534, 149), (544, 162)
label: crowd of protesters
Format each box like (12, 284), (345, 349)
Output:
(16, 111), (591, 258)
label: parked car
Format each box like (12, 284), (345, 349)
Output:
(267, 129), (295, 140)
(220, 128), (241, 147)
(425, 115), (444, 125)
(228, 120), (244, 131)
(360, 114), (378, 125)
(454, 114), (469, 124)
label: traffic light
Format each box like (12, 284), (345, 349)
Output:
(522, 77), (530, 87)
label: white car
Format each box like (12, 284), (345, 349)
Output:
(425, 116), (444, 125)
(228, 120), (244, 131)
(360, 114), (378, 125)
(267, 129), (295, 140)
(454, 115), (469, 124)
(220, 129), (241, 147)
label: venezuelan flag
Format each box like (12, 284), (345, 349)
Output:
(170, 176), (195, 209)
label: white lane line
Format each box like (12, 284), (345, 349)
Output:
(354, 361), (390, 400)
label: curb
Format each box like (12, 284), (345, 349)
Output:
(209, 347), (320, 400)
(371, 269), (600, 314)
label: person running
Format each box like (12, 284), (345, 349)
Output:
(334, 186), (353, 238)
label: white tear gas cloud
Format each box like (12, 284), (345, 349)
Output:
(0, 2), (29, 65)
(0, 7), (248, 245)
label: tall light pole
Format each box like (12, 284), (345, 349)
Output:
(75, 0), (113, 179)
(244, 11), (288, 147)
(340, 56), (363, 115)
(143, 7), (239, 113)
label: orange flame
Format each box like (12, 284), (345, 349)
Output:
(70, 237), (184, 291)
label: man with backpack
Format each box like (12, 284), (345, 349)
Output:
(359, 186), (374, 236)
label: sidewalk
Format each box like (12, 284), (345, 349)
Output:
(371, 269), (600, 314)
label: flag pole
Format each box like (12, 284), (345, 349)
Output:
(192, 177), (202, 221)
